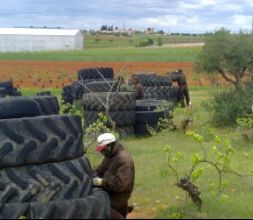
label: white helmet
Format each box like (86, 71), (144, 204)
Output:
(96, 133), (116, 152)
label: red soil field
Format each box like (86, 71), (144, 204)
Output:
(0, 61), (222, 88)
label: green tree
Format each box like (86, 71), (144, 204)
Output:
(157, 37), (163, 46)
(195, 28), (253, 89)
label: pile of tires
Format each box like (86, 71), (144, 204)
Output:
(0, 97), (110, 219)
(0, 80), (22, 98)
(134, 100), (172, 136)
(62, 85), (74, 104)
(133, 73), (179, 104)
(83, 92), (136, 137)
(78, 67), (114, 82)
(62, 67), (115, 104)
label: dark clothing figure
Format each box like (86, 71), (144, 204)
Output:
(96, 144), (135, 219)
(134, 83), (144, 100)
(173, 71), (191, 107)
(131, 75), (145, 100)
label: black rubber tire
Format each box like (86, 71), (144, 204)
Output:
(0, 157), (93, 203)
(0, 115), (84, 168)
(37, 91), (51, 96)
(0, 189), (110, 219)
(144, 86), (166, 100)
(144, 86), (178, 101)
(78, 67), (114, 81)
(84, 81), (117, 93)
(29, 96), (60, 115)
(135, 111), (165, 125)
(134, 124), (158, 136)
(0, 81), (13, 89)
(0, 87), (7, 97)
(0, 98), (42, 120)
(133, 73), (172, 86)
(85, 111), (135, 127)
(71, 81), (84, 100)
(83, 92), (136, 111)
(136, 100), (170, 111)
(62, 86), (74, 104)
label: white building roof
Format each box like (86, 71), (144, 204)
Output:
(0, 28), (80, 36)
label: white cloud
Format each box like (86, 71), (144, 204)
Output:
(0, 0), (252, 33)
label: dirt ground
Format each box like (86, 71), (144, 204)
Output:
(0, 60), (223, 88)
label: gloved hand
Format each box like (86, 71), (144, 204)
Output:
(93, 177), (103, 187)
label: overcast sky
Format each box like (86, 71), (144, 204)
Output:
(0, 0), (252, 33)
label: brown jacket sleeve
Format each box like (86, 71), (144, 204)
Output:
(102, 158), (133, 193)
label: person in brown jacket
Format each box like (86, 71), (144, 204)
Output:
(131, 76), (144, 100)
(173, 69), (192, 107)
(93, 133), (135, 219)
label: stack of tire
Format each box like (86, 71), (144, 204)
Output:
(62, 67), (115, 104)
(83, 92), (136, 137)
(133, 73), (179, 104)
(0, 80), (22, 98)
(0, 96), (110, 219)
(134, 100), (172, 136)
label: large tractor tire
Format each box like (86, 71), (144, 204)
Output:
(78, 67), (114, 81)
(83, 92), (136, 111)
(84, 81), (117, 93)
(0, 115), (84, 168)
(30, 96), (60, 115)
(0, 189), (110, 219)
(135, 111), (165, 125)
(0, 98), (42, 120)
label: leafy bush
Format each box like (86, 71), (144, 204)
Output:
(157, 37), (163, 46)
(205, 83), (253, 126)
(137, 38), (154, 47)
(237, 114), (253, 142)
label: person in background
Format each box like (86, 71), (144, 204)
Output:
(173, 69), (192, 107)
(93, 133), (135, 219)
(117, 76), (134, 92)
(131, 75), (144, 100)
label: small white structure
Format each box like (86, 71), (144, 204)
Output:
(0, 28), (84, 52)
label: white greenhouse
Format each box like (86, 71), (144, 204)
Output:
(0, 28), (84, 52)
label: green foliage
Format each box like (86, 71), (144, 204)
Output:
(0, 47), (200, 62)
(166, 130), (242, 208)
(84, 112), (119, 147)
(59, 97), (82, 118)
(172, 107), (193, 131)
(137, 38), (154, 47)
(157, 37), (163, 46)
(237, 113), (253, 142)
(195, 28), (253, 89)
(205, 84), (253, 126)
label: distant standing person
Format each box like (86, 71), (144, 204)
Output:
(131, 76), (144, 100)
(173, 69), (191, 107)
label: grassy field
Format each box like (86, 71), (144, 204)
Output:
(85, 33), (205, 49)
(82, 86), (253, 219)
(0, 47), (201, 62)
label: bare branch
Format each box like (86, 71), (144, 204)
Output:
(216, 67), (236, 85)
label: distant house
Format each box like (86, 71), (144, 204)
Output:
(0, 28), (84, 52)
(145, 28), (155, 34)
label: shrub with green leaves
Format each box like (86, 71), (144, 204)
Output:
(205, 83), (253, 126)
(237, 114), (253, 142)
(165, 131), (245, 209)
